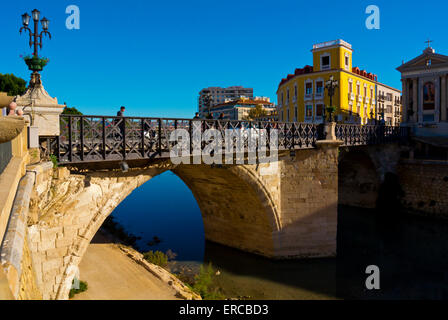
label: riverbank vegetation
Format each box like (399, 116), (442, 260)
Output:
(100, 216), (226, 299)
(143, 250), (168, 267)
(175, 263), (225, 300)
(69, 280), (88, 299)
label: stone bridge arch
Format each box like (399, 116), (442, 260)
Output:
(25, 144), (341, 300)
(28, 160), (283, 299)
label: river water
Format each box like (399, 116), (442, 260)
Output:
(111, 171), (448, 300)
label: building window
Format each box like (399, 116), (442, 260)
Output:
(386, 105), (392, 114)
(286, 109), (290, 122)
(345, 55), (349, 69)
(423, 82), (435, 110)
(306, 82), (313, 95)
(287, 89), (290, 101)
(294, 107), (298, 121)
(321, 55), (330, 70)
(294, 85), (298, 101)
(305, 104), (313, 122)
(316, 81), (324, 94)
(349, 82), (353, 93)
(315, 104), (324, 123)
(357, 84), (360, 95)
(422, 82), (436, 123)
(364, 87), (367, 97)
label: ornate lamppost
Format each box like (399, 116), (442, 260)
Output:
(19, 9), (51, 87)
(325, 75), (338, 122)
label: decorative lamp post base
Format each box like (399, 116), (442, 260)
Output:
(15, 76), (64, 137)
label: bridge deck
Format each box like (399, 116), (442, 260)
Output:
(39, 115), (409, 165)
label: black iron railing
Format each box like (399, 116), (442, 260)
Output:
(48, 115), (319, 164)
(335, 124), (409, 146)
(41, 115), (409, 164)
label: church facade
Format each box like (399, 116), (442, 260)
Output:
(397, 45), (448, 137)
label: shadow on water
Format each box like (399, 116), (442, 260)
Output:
(202, 205), (448, 300)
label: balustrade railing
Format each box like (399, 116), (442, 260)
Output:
(335, 124), (409, 146)
(48, 115), (319, 164)
(41, 115), (409, 164)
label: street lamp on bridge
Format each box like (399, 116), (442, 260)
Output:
(325, 75), (338, 122)
(19, 9), (51, 86)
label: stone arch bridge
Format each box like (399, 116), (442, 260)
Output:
(1, 115), (408, 299)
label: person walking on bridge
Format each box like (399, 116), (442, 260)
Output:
(115, 106), (126, 139)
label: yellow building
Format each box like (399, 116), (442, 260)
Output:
(277, 39), (399, 124)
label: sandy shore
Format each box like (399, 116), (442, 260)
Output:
(73, 233), (183, 300)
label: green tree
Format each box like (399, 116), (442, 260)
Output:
(62, 106), (83, 115)
(244, 104), (268, 121)
(0, 73), (27, 96)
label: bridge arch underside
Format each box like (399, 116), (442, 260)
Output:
(30, 161), (281, 299)
(172, 165), (279, 256)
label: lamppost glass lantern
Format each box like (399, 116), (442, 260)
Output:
(22, 13), (30, 26)
(41, 18), (49, 31)
(19, 9), (52, 86)
(32, 9), (40, 22)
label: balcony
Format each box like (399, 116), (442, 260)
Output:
(371, 98), (376, 105)
(315, 89), (324, 98)
(348, 92), (355, 101)
(364, 97), (370, 104)
(357, 95), (363, 102)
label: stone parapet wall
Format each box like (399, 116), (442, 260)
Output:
(398, 160), (448, 217)
(0, 117), (30, 300)
(0, 171), (42, 300)
(0, 119), (29, 245)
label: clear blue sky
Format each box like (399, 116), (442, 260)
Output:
(0, 0), (446, 118)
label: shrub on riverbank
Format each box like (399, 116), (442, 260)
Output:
(177, 263), (225, 300)
(69, 280), (88, 299)
(143, 250), (169, 268)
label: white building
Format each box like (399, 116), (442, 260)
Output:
(376, 84), (402, 126)
(397, 45), (448, 137)
(198, 86), (253, 117)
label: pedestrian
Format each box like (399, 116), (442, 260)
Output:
(117, 106), (125, 117)
(218, 113), (224, 120)
(206, 112), (213, 120)
(193, 112), (200, 120)
(115, 106), (126, 138)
